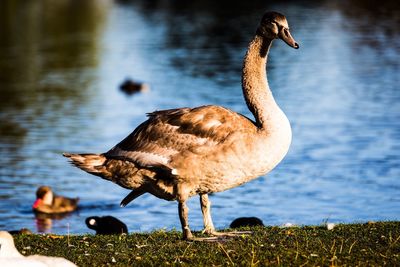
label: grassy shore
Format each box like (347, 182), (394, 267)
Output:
(13, 221), (399, 266)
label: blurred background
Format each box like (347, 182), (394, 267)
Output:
(0, 0), (399, 234)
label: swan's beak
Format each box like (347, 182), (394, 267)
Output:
(279, 28), (299, 49)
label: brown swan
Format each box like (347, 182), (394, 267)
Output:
(64, 11), (299, 240)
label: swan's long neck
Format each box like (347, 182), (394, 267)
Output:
(242, 35), (280, 129)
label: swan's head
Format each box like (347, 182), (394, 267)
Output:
(257, 11), (299, 49)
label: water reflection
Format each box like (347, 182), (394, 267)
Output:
(0, 0), (110, 163)
(0, 0), (108, 98)
(0, 0), (399, 234)
(122, 0), (296, 85)
(34, 212), (72, 233)
(0, 0), (111, 233)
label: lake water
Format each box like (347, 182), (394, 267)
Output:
(0, 0), (399, 234)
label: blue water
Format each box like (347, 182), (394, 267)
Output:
(0, 0), (399, 234)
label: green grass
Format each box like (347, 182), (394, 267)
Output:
(13, 221), (400, 266)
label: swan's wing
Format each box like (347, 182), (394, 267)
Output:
(105, 105), (256, 170)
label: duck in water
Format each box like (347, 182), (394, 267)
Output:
(32, 186), (79, 214)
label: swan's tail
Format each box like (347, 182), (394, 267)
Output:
(63, 153), (111, 178)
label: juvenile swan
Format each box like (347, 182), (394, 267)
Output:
(64, 11), (299, 240)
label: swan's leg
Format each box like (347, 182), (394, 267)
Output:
(200, 194), (252, 238)
(200, 194), (216, 234)
(178, 201), (193, 240)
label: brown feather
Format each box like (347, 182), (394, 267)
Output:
(105, 105), (257, 168)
